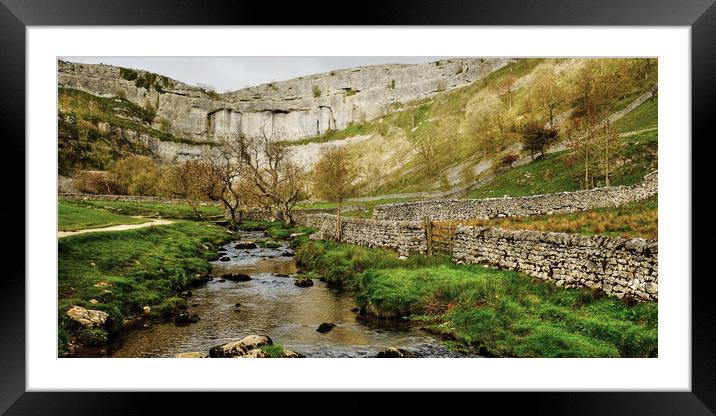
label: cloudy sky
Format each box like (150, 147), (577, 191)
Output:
(62, 57), (451, 92)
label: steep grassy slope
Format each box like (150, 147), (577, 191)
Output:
(288, 58), (657, 198)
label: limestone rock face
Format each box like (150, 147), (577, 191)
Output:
(58, 58), (508, 146)
(209, 335), (273, 357)
(66, 306), (109, 328)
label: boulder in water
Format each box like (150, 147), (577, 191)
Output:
(317, 323), (336, 333)
(175, 351), (208, 358)
(223, 273), (252, 282)
(219, 256), (231, 262)
(376, 347), (416, 358)
(294, 276), (314, 287)
(66, 306), (109, 328)
(174, 311), (200, 325)
(235, 242), (257, 249)
(209, 335), (273, 357)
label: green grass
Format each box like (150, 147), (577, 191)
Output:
(259, 344), (286, 358)
(297, 197), (423, 218)
(463, 130), (658, 199)
(454, 195), (657, 239)
(59, 200), (148, 231)
(64, 198), (224, 220)
(613, 98), (658, 133)
(58, 221), (231, 355)
(295, 239), (657, 357)
(238, 219), (314, 240)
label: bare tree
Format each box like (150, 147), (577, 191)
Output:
(407, 123), (440, 174)
(168, 160), (222, 219)
(240, 129), (308, 226)
(311, 146), (357, 217)
(533, 69), (566, 128)
(207, 134), (248, 227)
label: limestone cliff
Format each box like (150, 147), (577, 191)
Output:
(58, 58), (508, 147)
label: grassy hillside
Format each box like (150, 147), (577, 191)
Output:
(463, 129), (657, 199)
(289, 58), (657, 199)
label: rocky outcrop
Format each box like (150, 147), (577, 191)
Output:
(58, 58), (508, 146)
(66, 306), (109, 328)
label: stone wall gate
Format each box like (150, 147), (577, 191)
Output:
(425, 218), (458, 256)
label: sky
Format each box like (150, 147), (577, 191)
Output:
(61, 56), (451, 92)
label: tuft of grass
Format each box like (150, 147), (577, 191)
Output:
(259, 344), (286, 358)
(59, 200), (149, 231)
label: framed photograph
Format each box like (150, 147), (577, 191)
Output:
(3, 0), (711, 413)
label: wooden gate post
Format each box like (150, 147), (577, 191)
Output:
(426, 218), (432, 256)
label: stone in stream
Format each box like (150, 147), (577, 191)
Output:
(223, 273), (252, 282)
(235, 303), (241, 307)
(218, 279), (226, 283)
(174, 311), (200, 326)
(294, 276), (314, 287)
(280, 252), (294, 257)
(179, 290), (192, 298)
(209, 335), (273, 358)
(375, 347), (416, 358)
(219, 257), (230, 262)
(317, 323), (336, 333)
(66, 306), (109, 328)
(234, 242), (257, 249)
(175, 351), (208, 358)
(275, 273), (289, 278)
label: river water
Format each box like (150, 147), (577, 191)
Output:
(109, 231), (461, 358)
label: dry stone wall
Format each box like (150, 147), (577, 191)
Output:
(302, 214), (427, 257)
(373, 171), (658, 221)
(452, 226), (658, 301)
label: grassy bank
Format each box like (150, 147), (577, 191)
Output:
(443, 195), (657, 240)
(63, 198), (224, 220)
(237, 219), (314, 239)
(58, 221), (231, 355)
(295, 239), (657, 357)
(59, 200), (149, 231)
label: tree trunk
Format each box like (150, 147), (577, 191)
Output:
(604, 121), (610, 187)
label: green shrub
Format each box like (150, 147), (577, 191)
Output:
(312, 85), (322, 98)
(119, 67), (138, 81)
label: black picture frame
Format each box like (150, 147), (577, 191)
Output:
(1, 0), (711, 413)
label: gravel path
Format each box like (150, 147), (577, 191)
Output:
(58, 218), (174, 238)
